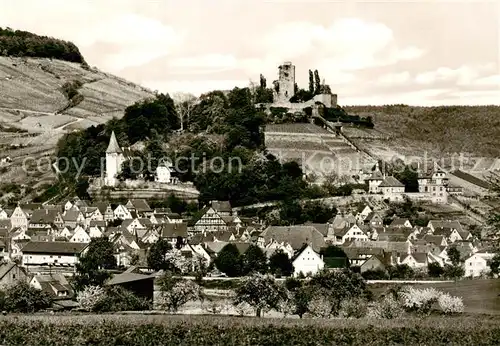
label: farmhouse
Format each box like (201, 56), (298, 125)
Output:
(21, 241), (88, 267)
(292, 244), (324, 277)
(464, 252), (495, 277)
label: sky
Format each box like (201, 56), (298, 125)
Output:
(1, 0), (499, 105)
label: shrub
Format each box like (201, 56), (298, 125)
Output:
(367, 296), (404, 319)
(438, 293), (464, 314)
(92, 286), (151, 312)
(307, 293), (333, 319)
(339, 297), (368, 318)
(76, 285), (106, 312)
(2, 281), (52, 313)
(361, 269), (388, 280)
(234, 302), (253, 316)
(204, 299), (229, 315)
(399, 287), (440, 315)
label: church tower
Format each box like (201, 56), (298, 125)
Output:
(105, 131), (124, 187)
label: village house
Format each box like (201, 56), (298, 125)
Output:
(378, 176), (405, 201)
(464, 252), (495, 277)
(62, 209), (85, 228)
(125, 199), (153, 218)
(259, 225), (326, 253)
(159, 223), (189, 247)
(193, 200), (238, 233)
(364, 212), (383, 227)
(69, 226), (91, 243)
(0, 208), (8, 219)
(292, 244), (324, 277)
(114, 205), (133, 220)
(331, 224), (369, 244)
(0, 262), (28, 288)
(29, 209), (64, 229)
(10, 205), (30, 230)
(21, 241), (89, 267)
(94, 202), (114, 222)
(30, 273), (73, 299)
(398, 252), (429, 268)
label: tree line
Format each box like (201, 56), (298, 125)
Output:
(0, 27), (85, 64)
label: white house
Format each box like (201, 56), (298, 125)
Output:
(339, 224), (369, 244)
(21, 241), (88, 266)
(10, 206), (29, 230)
(399, 252), (428, 268)
(156, 159), (176, 183)
(378, 176), (405, 201)
(464, 252), (495, 277)
(69, 226), (91, 243)
(292, 244), (324, 277)
(114, 205), (132, 220)
(0, 208), (8, 220)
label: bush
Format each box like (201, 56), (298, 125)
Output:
(92, 286), (151, 312)
(438, 293), (464, 314)
(339, 297), (368, 318)
(361, 269), (388, 280)
(367, 296), (404, 319)
(399, 287), (440, 315)
(204, 299), (229, 315)
(307, 294), (333, 319)
(2, 281), (52, 313)
(76, 285), (106, 312)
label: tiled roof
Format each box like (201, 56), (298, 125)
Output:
(379, 176), (404, 187)
(21, 241), (88, 254)
(160, 223), (188, 238)
(260, 225), (326, 252)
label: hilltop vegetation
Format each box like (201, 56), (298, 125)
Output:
(345, 105), (500, 158)
(0, 27), (85, 64)
(56, 87), (330, 207)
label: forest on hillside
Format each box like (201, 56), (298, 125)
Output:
(0, 27), (85, 63)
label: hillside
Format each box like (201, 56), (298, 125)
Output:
(0, 56), (154, 197)
(343, 105), (500, 167)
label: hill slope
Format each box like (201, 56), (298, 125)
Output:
(0, 56), (154, 193)
(343, 105), (500, 167)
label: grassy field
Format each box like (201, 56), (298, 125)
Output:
(369, 279), (500, 315)
(0, 314), (499, 345)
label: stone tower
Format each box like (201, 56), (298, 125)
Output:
(105, 131), (125, 187)
(274, 61), (295, 103)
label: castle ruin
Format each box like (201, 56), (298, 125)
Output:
(273, 61), (296, 103)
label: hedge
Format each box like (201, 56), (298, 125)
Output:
(0, 314), (499, 345)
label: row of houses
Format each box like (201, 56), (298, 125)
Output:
(0, 198), (495, 278)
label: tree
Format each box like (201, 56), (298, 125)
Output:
(2, 281), (52, 313)
(214, 243), (243, 277)
(147, 239), (174, 271)
(259, 74), (266, 89)
(74, 237), (116, 291)
(234, 273), (287, 317)
(158, 272), (200, 313)
(387, 264), (414, 279)
(308, 69), (314, 94)
(428, 262), (444, 277)
(172, 92), (197, 131)
(447, 246), (461, 266)
(242, 244), (268, 274)
(308, 269), (368, 315)
(490, 251), (500, 275)
(269, 249), (294, 277)
(313, 70), (320, 94)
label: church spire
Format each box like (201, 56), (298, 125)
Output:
(106, 131), (122, 154)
